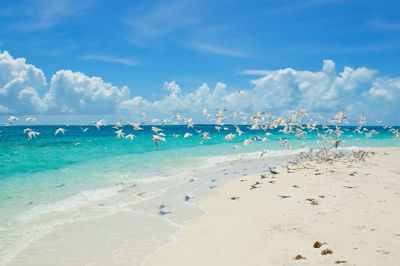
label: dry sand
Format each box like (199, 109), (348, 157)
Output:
(147, 148), (400, 266)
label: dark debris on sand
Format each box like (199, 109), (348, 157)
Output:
(321, 248), (333, 255)
(293, 254), (306, 260)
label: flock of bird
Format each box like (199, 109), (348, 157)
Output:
(1, 108), (399, 150)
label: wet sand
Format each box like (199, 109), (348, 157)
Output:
(147, 148), (400, 265)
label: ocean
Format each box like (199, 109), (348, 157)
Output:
(0, 124), (399, 265)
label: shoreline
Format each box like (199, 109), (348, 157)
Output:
(4, 147), (399, 265)
(146, 147), (400, 265)
(5, 148), (300, 265)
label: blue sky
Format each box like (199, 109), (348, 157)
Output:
(1, 0), (400, 124)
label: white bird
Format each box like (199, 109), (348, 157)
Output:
(55, 128), (66, 135)
(249, 123), (260, 130)
(8, 116), (18, 124)
(132, 123), (144, 130)
(186, 118), (194, 129)
(23, 128), (32, 134)
(184, 133), (192, 138)
(234, 125), (244, 136)
(295, 128), (307, 139)
(125, 134), (136, 141)
(215, 126), (222, 132)
(115, 129), (125, 140)
(333, 110), (347, 124)
(27, 131), (40, 140)
(161, 119), (170, 126)
(94, 119), (106, 130)
(152, 135), (165, 148)
(299, 107), (308, 117)
(113, 122), (122, 129)
(232, 111), (238, 119)
(202, 132), (211, 140)
(172, 133), (180, 138)
(224, 133), (235, 142)
(201, 107), (208, 116)
(243, 138), (252, 146)
(175, 114), (184, 120)
(151, 126), (162, 133)
(279, 137), (289, 148)
(80, 127), (89, 132)
(25, 117), (37, 123)
(216, 107), (227, 119)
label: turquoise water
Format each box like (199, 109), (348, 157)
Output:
(0, 125), (399, 213)
(0, 124), (399, 264)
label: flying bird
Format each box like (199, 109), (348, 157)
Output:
(125, 134), (136, 141)
(55, 128), (66, 135)
(224, 133), (235, 142)
(25, 117), (37, 123)
(152, 135), (166, 148)
(94, 119), (106, 130)
(115, 129), (125, 140)
(28, 131), (40, 140)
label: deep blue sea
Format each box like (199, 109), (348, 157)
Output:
(0, 124), (399, 264)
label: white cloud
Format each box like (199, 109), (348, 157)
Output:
(0, 104), (13, 113)
(1, 50), (399, 124)
(45, 70), (131, 114)
(244, 60), (376, 112)
(0, 50), (49, 114)
(366, 77), (400, 101)
(116, 60), (382, 122)
(164, 81), (181, 95)
(322, 59), (335, 74)
(0, 51), (132, 115)
(240, 70), (270, 76)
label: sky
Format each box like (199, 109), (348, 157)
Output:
(0, 0), (400, 125)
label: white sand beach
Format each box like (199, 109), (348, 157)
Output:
(147, 148), (400, 266)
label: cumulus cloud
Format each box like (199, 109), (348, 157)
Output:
(365, 77), (400, 101)
(129, 60), (377, 118)
(0, 51), (48, 114)
(1, 50), (399, 124)
(45, 70), (131, 114)
(0, 51), (131, 115)
(164, 81), (181, 95)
